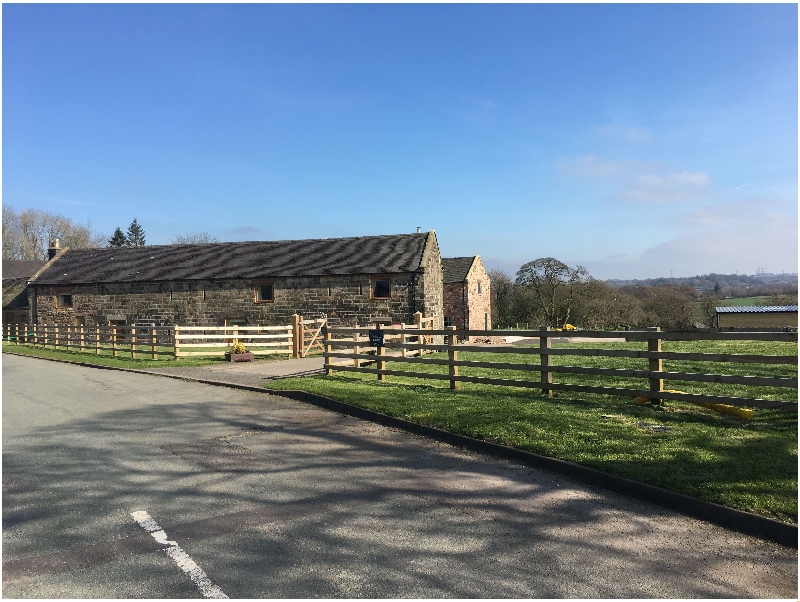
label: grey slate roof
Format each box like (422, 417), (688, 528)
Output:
(715, 305), (798, 313)
(442, 257), (476, 283)
(31, 233), (431, 286)
(2, 260), (47, 280)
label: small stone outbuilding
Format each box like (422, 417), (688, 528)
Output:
(715, 305), (798, 329)
(442, 256), (491, 334)
(27, 232), (444, 329)
(3, 259), (47, 325)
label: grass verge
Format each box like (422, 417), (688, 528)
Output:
(266, 340), (797, 524)
(1, 342), (288, 369)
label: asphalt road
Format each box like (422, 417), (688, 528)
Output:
(3, 354), (797, 598)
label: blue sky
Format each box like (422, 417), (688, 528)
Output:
(3, 3), (797, 279)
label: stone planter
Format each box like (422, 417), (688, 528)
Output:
(225, 351), (254, 363)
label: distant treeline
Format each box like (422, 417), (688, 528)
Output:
(490, 259), (798, 331)
(607, 272), (798, 299)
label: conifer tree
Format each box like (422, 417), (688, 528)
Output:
(108, 227), (128, 247)
(126, 218), (146, 247)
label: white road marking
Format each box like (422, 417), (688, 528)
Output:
(131, 510), (228, 599)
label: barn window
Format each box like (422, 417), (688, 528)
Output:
(56, 292), (73, 308)
(371, 278), (391, 299)
(254, 282), (274, 303)
(477, 282), (483, 295)
(444, 316), (453, 327)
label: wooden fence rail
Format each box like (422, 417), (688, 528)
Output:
(323, 326), (798, 411)
(2, 322), (294, 359)
(2, 323), (178, 359)
(173, 325), (293, 358)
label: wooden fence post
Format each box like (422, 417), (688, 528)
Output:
(151, 327), (157, 360)
(540, 326), (552, 397)
(647, 327), (663, 405)
(15, 323), (20, 345)
(400, 323), (407, 358)
(292, 314), (301, 358)
(111, 326), (118, 357)
(54, 325), (59, 350)
(448, 325), (459, 390)
(80, 326), (85, 352)
(377, 323), (386, 382)
(324, 328), (333, 376)
(33, 323), (38, 346)
(173, 326), (180, 360)
(95, 326), (100, 355)
(131, 326), (137, 359)
(22, 324), (28, 345)
(414, 312), (423, 357)
(353, 331), (360, 367)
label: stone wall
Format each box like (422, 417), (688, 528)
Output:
(415, 231), (444, 329)
(30, 273), (428, 328)
(465, 259), (492, 332)
(442, 257), (492, 339)
(443, 282), (467, 329)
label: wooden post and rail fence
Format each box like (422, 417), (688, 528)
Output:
(2, 314), (330, 360)
(5, 318), (796, 411)
(322, 325), (798, 412)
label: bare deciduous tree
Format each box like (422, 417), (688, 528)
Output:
(2, 205), (105, 260)
(170, 232), (221, 244)
(515, 257), (590, 328)
(573, 280), (644, 330)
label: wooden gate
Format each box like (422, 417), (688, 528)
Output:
(292, 315), (328, 358)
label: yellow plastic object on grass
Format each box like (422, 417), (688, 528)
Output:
(634, 390), (753, 419)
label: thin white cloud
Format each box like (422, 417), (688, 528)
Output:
(594, 123), (653, 142)
(560, 155), (712, 203)
(579, 200), (798, 279)
(674, 198), (791, 230)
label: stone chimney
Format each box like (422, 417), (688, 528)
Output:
(48, 238), (61, 260)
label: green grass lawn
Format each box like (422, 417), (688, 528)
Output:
(266, 340), (798, 523)
(717, 296), (773, 306)
(1, 342), (289, 369)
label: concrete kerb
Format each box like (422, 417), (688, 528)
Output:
(4, 350), (797, 549)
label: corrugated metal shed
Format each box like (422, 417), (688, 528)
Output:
(715, 305), (798, 313)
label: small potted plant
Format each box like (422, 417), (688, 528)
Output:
(225, 339), (254, 362)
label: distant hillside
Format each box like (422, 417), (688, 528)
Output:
(605, 272), (798, 297)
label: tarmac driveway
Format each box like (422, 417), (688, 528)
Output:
(3, 354), (797, 598)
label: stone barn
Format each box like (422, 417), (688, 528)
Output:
(27, 231), (444, 330)
(3, 259), (47, 325)
(715, 305), (798, 329)
(442, 256), (491, 334)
